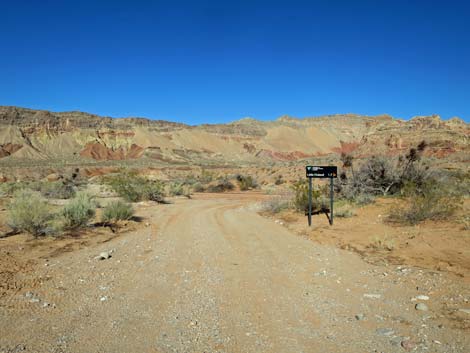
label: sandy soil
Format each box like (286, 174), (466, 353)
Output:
(1, 193), (469, 352)
(267, 198), (470, 279)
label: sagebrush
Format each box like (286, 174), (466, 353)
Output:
(104, 172), (164, 202)
(388, 180), (462, 225)
(102, 201), (134, 224)
(7, 189), (52, 236)
(237, 175), (258, 191)
(61, 192), (96, 230)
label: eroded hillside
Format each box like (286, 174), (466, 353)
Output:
(0, 106), (468, 171)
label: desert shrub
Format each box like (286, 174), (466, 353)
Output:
(104, 173), (164, 202)
(61, 192), (96, 230)
(237, 175), (258, 191)
(182, 175), (197, 186)
(388, 179), (462, 225)
(370, 235), (395, 251)
(0, 178), (82, 200)
(460, 215), (470, 231)
(7, 189), (53, 237)
(168, 182), (184, 196)
(101, 201), (134, 224)
(261, 196), (290, 214)
(291, 179), (328, 213)
(334, 207), (355, 218)
(168, 182), (192, 198)
(274, 175), (284, 185)
(338, 141), (433, 203)
(32, 181), (76, 199)
(200, 169), (214, 183)
(352, 193), (375, 205)
(192, 182), (205, 192)
(207, 178), (235, 193)
(145, 182), (165, 202)
(0, 182), (29, 197)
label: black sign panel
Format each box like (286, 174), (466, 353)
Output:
(306, 166), (337, 178)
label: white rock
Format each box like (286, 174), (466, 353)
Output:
(95, 252), (111, 260)
(363, 293), (382, 299)
(415, 303), (429, 311)
(413, 295), (430, 301)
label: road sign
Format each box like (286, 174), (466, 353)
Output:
(306, 166), (337, 178)
(306, 165), (337, 226)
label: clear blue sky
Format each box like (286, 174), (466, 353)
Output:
(1, 0), (469, 124)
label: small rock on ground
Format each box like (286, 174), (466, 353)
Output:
(415, 303), (429, 311)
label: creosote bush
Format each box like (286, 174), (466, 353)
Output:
(207, 178), (235, 193)
(388, 180), (462, 225)
(291, 179), (328, 213)
(104, 172), (164, 202)
(101, 201), (134, 224)
(169, 182), (184, 196)
(274, 175), (284, 185)
(61, 192), (96, 230)
(237, 175), (258, 191)
(191, 182), (205, 193)
(7, 189), (52, 237)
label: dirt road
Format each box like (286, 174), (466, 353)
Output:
(1, 194), (469, 352)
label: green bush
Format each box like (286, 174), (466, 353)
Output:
(0, 182), (28, 197)
(169, 182), (184, 196)
(291, 179), (328, 213)
(200, 169), (214, 183)
(207, 179), (235, 193)
(274, 175), (284, 185)
(237, 175), (258, 191)
(101, 201), (134, 224)
(7, 189), (52, 237)
(388, 180), (462, 225)
(61, 192), (96, 230)
(104, 173), (164, 202)
(192, 182), (205, 192)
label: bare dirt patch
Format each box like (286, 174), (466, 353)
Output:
(263, 198), (470, 279)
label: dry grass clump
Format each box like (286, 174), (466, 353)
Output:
(334, 207), (356, 218)
(369, 235), (395, 251)
(260, 196), (290, 214)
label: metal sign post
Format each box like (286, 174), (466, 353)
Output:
(329, 177), (334, 225)
(305, 166), (337, 227)
(308, 176), (313, 226)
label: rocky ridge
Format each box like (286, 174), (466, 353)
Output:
(0, 106), (468, 165)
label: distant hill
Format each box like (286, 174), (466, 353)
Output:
(0, 106), (468, 166)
